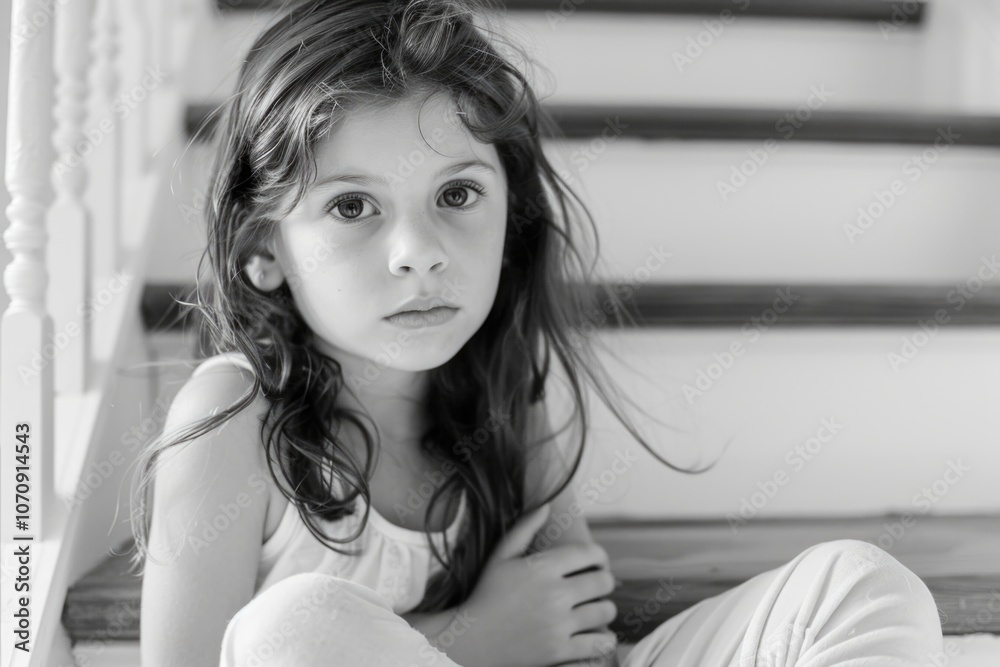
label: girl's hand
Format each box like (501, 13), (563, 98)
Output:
(454, 503), (619, 667)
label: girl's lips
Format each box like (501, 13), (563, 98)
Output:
(384, 306), (458, 328)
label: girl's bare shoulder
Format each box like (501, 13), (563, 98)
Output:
(169, 353), (266, 429)
(158, 353), (275, 493)
(142, 355), (277, 665)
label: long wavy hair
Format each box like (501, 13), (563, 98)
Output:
(129, 0), (719, 613)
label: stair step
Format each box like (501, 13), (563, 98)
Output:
(596, 514), (1000, 641)
(63, 514), (998, 643)
(156, 137), (1000, 287)
(141, 282), (1000, 333)
(185, 103), (1000, 146)
(194, 6), (939, 111)
(215, 0), (927, 24)
(547, 107), (1000, 145)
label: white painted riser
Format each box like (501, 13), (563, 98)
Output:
(186, 2), (1000, 113)
(146, 326), (1000, 522)
(550, 140), (1000, 285)
(555, 328), (1000, 521)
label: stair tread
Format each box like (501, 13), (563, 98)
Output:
(143, 282), (1000, 332)
(65, 514), (1000, 642)
(216, 0), (927, 24)
(186, 102), (1000, 145)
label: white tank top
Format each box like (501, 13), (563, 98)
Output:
(190, 351), (468, 614)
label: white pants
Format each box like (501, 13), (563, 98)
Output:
(219, 539), (945, 667)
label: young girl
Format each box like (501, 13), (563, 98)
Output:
(130, 1), (945, 665)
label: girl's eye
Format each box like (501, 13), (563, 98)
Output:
(323, 180), (486, 222)
(323, 195), (378, 222)
(438, 180), (486, 209)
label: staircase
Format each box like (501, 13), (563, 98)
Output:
(7, 0), (1000, 665)
(0, 1), (198, 666)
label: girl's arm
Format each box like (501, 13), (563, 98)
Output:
(525, 404), (621, 667)
(140, 367), (273, 667)
(530, 476), (621, 667)
(399, 405), (589, 661)
(401, 608), (473, 655)
(403, 404), (617, 667)
(524, 403), (595, 551)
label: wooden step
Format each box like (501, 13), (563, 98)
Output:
(597, 514), (1000, 641)
(216, 0), (927, 24)
(185, 103), (1000, 146)
(141, 282), (1000, 333)
(63, 514), (999, 643)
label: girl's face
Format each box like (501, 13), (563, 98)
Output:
(265, 92), (508, 377)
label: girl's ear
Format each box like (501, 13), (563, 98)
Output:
(244, 238), (286, 292)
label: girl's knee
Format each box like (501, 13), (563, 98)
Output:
(800, 539), (943, 636)
(811, 539), (931, 587)
(802, 539), (935, 600)
(221, 573), (394, 666)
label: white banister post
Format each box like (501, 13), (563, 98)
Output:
(2, 0), (58, 557)
(117, 0), (149, 183)
(88, 0), (120, 281)
(134, 0), (152, 174)
(48, 0), (96, 394)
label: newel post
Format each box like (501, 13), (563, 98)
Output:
(88, 0), (121, 282)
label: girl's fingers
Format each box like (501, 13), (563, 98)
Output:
(566, 568), (616, 607)
(528, 541), (609, 578)
(564, 630), (619, 666)
(492, 503), (552, 562)
(570, 599), (618, 634)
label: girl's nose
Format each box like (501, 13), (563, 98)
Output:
(387, 211), (449, 277)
